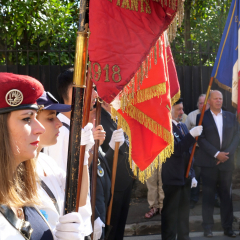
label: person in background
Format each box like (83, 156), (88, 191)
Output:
(100, 101), (135, 240)
(161, 98), (202, 240)
(196, 90), (240, 238)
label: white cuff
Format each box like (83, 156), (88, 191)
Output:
(214, 151), (220, 158)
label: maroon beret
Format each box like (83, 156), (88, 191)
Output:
(0, 72), (44, 114)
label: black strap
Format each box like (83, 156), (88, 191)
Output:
(41, 180), (60, 214)
(0, 205), (33, 240)
(62, 122), (70, 131)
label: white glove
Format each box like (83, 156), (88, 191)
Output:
(191, 177), (198, 188)
(109, 128), (125, 150)
(189, 126), (203, 138)
(55, 212), (84, 240)
(81, 123), (94, 151)
(93, 217), (105, 240)
(81, 123), (94, 165)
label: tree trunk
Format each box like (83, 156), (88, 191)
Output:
(184, 0), (192, 51)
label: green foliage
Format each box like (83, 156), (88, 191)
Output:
(0, 0), (79, 65)
(172, 0), (232, 66)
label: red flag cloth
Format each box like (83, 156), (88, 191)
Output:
(166, 34), (180, 104)
(111, 34), (174, 182)
(88, 0), (182, 103)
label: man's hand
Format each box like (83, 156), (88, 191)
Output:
(92, 123), (106, 146)
(216, 152), (229, 165)
(109, 128), (125, 150)
(189, 126), (203, 138)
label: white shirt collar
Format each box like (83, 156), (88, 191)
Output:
(172, 119), (179, 126)
(57, 112), (70, 125)
(210, 109), (222, 116)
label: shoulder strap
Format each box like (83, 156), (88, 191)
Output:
(0, 205), (33, 240)
(62, 122), (70, 131)
(40, 180), (60, 214)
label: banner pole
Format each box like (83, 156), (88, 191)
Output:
(64, 0), (88, 214)
(185, 77), (214, 178)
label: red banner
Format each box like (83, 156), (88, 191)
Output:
(88, 0), (182, 103)
(111, 34), (174, 181)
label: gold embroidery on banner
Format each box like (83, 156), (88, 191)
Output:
(117, 0), (121, 6)
(130, 0), (139, 11)
(121, 0), (130, 9)
(112, 65), (122, 82)
(92, 63), (101, 81)
(140, 0), (151, 14)
(103, 64), (110, 82)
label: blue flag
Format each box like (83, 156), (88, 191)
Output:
(211, 0), (239, 111)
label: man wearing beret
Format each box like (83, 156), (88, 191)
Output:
(161, 98), (203, 240)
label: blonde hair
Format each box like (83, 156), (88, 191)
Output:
(0, 113), (40, 208)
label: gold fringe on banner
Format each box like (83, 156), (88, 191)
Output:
(111, 107), (174, 183)
(121, 83), (166, 109)
(124, 105), (173, 145)
(171, 90), (181, 106)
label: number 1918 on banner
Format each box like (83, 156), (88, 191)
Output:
(90, 63), (122, 83)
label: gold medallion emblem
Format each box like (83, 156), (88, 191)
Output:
(5, 89), (23, 107)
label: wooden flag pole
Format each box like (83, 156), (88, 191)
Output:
(105, 126), (121, 239)
(64, 0), (88, 214)
(76, 76), (93, 210)
(185, 77), (214, 178)
(91, 99), (102, 239)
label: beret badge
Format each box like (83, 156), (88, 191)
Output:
(5, 89), (23, 107)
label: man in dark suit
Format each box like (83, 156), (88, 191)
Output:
(161, 98), (202, 240)
(196, 90), (240, 238)
(100, 101), (135, 240)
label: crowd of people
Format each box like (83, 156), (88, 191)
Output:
(0, 70), (239, 240)
(145, 91), (240, 239)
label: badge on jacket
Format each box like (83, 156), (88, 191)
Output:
(97, 164), (104, 177)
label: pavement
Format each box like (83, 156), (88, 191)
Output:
(124, 189), (240, 237)
(124, 232), (240, 239)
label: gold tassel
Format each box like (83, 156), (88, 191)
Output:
(121, 82), (166, 106)
(154, 44), (157, 65)
(111, 107), (174, 183)
(171, 90), (181, 105)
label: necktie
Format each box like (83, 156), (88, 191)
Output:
(177, 123), (185, 136)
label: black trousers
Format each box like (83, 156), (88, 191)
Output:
(108, 181), (133, 240)
(161, 180), (191, 240)
(201, 167), (233, 231)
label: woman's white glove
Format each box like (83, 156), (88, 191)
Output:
(109, 128), (125, 150)
(191, 177), (198, 188)
(93, 217), (105, 240)
(189, 126), (203, 138)
(81, 123), (94, 165)
(55, 212), (84, 240)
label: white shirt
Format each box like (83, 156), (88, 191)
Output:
(44, 113), (70, 172)
(185, 109), (200, 130)
(210, 109), (223, 157)
(172, 119), (179, 126)
(43, 114), (92, 236)
(37, 152), (92, 237)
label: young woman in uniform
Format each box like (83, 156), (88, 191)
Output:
(35, 91), (94, 238)
(0, 72), (83, 240)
